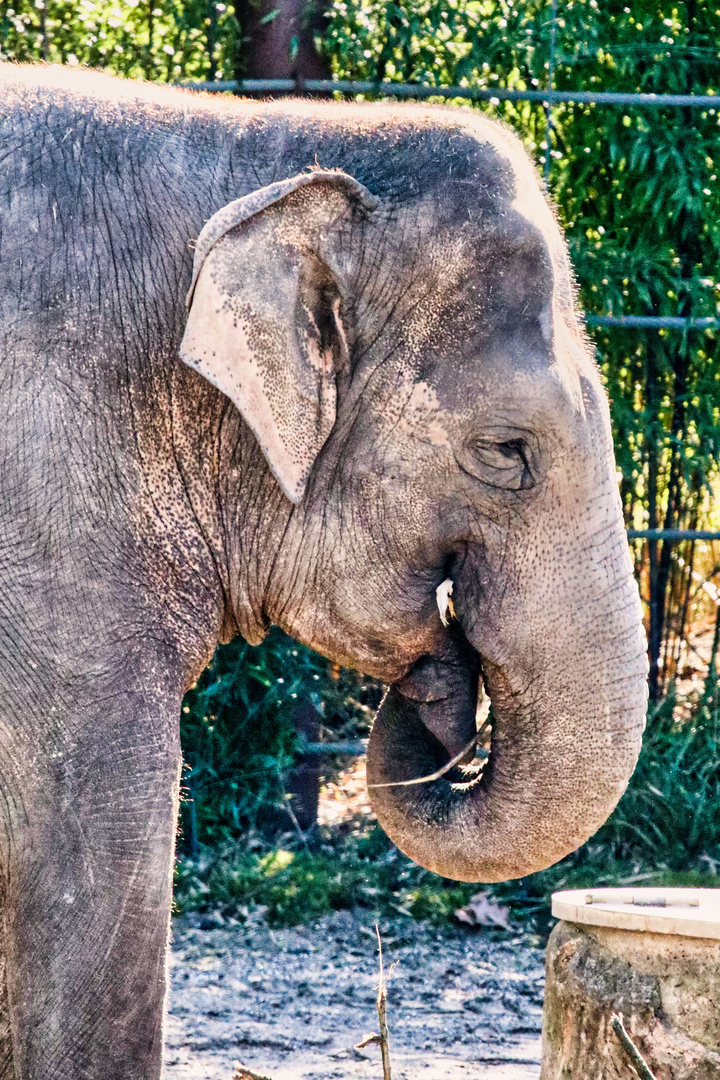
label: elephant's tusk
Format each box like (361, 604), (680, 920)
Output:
(436, 578), (456, 627)
(367, 731), (486, 789)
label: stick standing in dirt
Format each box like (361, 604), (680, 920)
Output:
(376, 925), (392, 1080)
(355, 924), (394, 1080)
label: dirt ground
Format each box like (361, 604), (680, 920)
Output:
(165, 911), (544, 1080)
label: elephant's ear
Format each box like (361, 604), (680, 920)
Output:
(181, 171), (379, 503)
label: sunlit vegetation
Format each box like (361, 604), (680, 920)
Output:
(0, 0), (239, 80)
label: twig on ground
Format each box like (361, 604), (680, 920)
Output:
(232, 1063), (273, 1080)
(354, 924), (395, 1080)
(611, 1013), (658, 1080)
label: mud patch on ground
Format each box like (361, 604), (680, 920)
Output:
(165, 912), (544, 1080)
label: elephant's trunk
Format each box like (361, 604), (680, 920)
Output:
(366, 520), (648, 883)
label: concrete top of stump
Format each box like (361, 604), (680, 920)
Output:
(552, 887), (720, 940)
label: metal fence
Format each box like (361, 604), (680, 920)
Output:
(185, 76), (720, 111)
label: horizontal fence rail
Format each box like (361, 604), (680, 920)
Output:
(182, 78), (720, 110)
(586, 315), (720, 330)
(627, 530), (720, 541)
(301, 740), (367, 756)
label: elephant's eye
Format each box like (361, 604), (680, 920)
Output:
(459, 437), (534, 491)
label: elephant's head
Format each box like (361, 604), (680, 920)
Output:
(180, 115), (648, 883)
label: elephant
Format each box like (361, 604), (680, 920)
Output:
(0, 64), (648, 1079)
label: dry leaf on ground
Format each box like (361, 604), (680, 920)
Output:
(454, 891), (512, 929)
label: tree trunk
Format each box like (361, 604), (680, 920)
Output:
(284, 701), (322, 833)
(233, 0), (331, 84)
(542, 921), (720, 1079)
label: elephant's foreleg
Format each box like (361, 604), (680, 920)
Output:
(0, 914), (14, 1080)
(0, 699), (181, 1080)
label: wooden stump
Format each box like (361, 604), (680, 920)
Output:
(541, 920), (720, 1079)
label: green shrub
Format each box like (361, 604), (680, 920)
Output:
(179, 628), (382, 850)
(597, 679), (720, 868)
(174, 823), (481, 927)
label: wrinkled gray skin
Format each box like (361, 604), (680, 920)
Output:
(0, 66), (647, 1079)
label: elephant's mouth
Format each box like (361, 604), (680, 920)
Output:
(370, 623), (492, 788)
(367, 679), (493, 792)
(365, 552), (647, 883)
